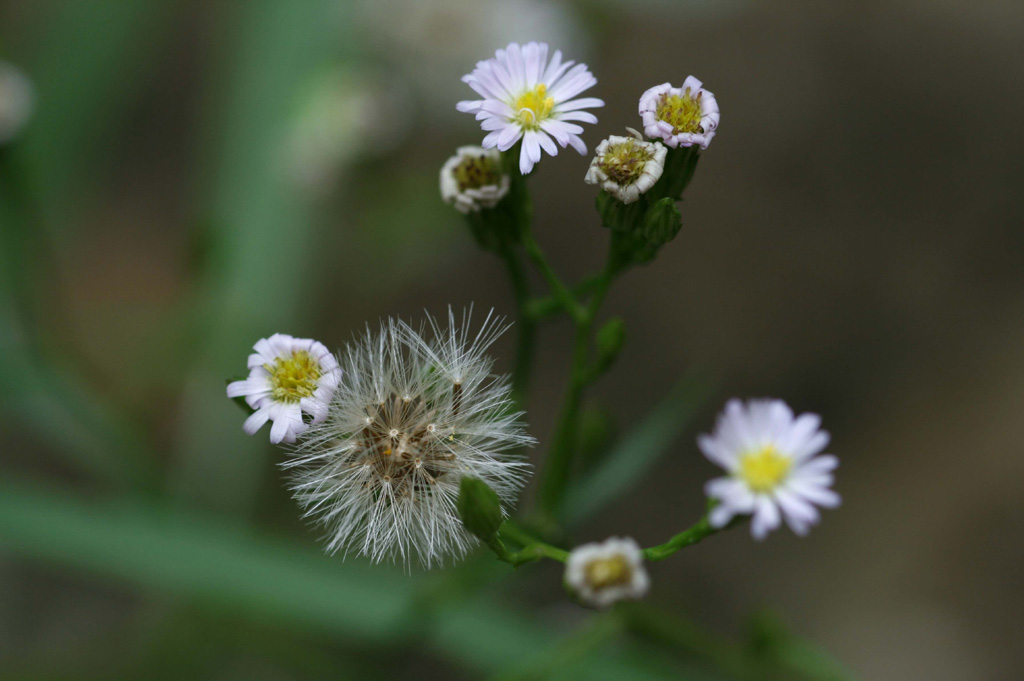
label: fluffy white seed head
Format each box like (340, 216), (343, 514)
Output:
(285, 310), (533, 568)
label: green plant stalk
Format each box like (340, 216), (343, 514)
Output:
(525, 274), (604, 319)
(489, 521), (569, 566)
(535, 257), (614, 519)
(499, 247), (537, 407)
(520, 230), (585, 322)
(643, 510), (740, 561)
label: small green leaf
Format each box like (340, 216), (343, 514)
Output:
(561, 372), (714, 527)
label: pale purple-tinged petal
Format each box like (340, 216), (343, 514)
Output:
(794, 454), (839, 475)
(790, 481), (842, 508)
(523, 132), (542, 164)
(710, 503), (736, 528)
(557, 110), (599, 124)
(535, 130), (558, 156)
(242, 408), (271, 436)
(481, 130), (503, 148)
(566, 134), (587, 155)
(751, 497), (781, 540)
(496, 124), (523, 151)
(682, 75), (704, 92)
(775, 489), (820, 535)
(518, 144), (535, 174)
(539, 120), (569, 145)
(556, 97), (605, 113)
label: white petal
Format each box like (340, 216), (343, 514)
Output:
(242, 408), (271, 436)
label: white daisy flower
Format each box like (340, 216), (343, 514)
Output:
(699, 399), (841, 540)
(564, 537), (649, 609)
(584, 130), (667, 204)
(226, 334), (342, 445)
(440, 145), (510, 213)
(285, 310), (533, 567)
(457, 41), (604, 174)
(0, 61), (34, 145)
(638, 77), (719, 150)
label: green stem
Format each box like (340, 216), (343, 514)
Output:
(525, 274), (604, 320)
(520, 230), (584, 322)
(536, 259), (614, 519)
(486, 521), (569, 566)
(642, 512), (723, 561)
(499, 247), (536, 407)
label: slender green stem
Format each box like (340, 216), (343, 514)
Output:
(499, 247), (536, 406)
(525, 274), (604, 320)
(520, 230), (584, 322)
(643, 512), (723, 561)
(485, 521), (569, 566)
(535, 254), (615, 519)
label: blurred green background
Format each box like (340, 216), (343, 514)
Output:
(1, 0), (1022, 679)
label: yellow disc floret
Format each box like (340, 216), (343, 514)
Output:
(267, 350), (322, 403)
(598, 138), (656, 186)
(739, 445), (792, 493)
(656, 88), (704, 134)
(514, 83), (555, 130)
(584, 554), (633, 590)
(454, 153), (503, 191)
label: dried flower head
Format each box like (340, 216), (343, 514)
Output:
(440, 145), (510, 213)
(227, 334), (342, 444)
(565, 537), (649, 609)
(286, 309), (533, 567)
(639, 77), (719, 150)
(584, 130), (667, 204)
(699, 399), (840, 539)
(457, 41), (604, 174)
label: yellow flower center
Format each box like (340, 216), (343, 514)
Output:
(656, 88), (704, 134)
(598, 139), (655, 186)
(454, 153), (503, 191)
(739, 445), (792, 493)
(514, 83), (555, 130)
(584, 554), (632, 590)
(266, 350), (322, 403)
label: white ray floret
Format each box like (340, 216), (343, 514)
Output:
(227, 334), (342, 445)
(440, 145), (510, 213)
(699, 399), (841, 540)
(638, 76), (720, 150)
(565, 537), (649, 609)
(584, 129), (667, 204)
(285, 311), (533, 568)
(457, 41), (604, 175)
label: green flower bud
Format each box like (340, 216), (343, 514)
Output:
(457, 477), (505, 542)
(595, 317), (627, 371)
(641, 197), (682, 247)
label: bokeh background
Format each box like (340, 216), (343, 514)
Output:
(1, 1), (1023, 679)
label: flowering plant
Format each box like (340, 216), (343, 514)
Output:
(224, 40), (845, 678)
